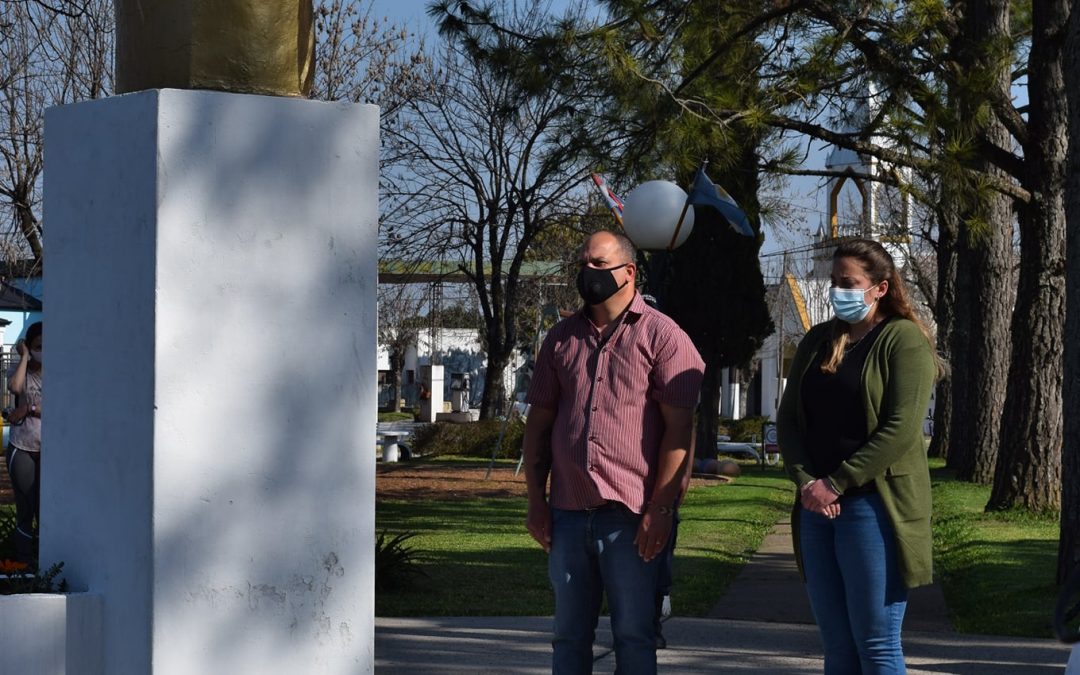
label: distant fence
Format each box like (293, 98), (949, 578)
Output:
(0, 351), (17, 409)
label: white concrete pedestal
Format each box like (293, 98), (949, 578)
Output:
(43, 90), (377, 674)
(0, 592), (103, 674)
(418, 364), (444, 424)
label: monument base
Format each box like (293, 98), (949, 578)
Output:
(44, 89), (377, 674)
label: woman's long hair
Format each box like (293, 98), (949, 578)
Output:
(24, 320), (42, 373)
(821, 239), (943, 376)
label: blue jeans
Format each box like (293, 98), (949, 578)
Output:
(549, 505), (660, 674)
(800, 492), (908, 675)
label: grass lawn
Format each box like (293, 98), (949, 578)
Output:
(931, 460), (1060, 637)
(375, 461), (792, 617)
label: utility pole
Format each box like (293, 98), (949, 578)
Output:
(428, 280), (443, 366)
(776, 253), (788, 412)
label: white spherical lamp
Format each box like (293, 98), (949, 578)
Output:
(621, 180), (695, 250)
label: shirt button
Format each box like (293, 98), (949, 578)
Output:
(589, 435), (596, 442)
(597, 377), (603, 382)
(592, 406), (598, 412)
(588, 465), (597, 472)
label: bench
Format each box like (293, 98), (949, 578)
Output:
(716, 441), (763, 466)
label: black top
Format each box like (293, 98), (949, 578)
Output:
(800, 317), (891, 490)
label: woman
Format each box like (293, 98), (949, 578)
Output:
(777, 240), (939, 674)
(7, 321), (42, 563)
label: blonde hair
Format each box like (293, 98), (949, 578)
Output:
(821, 238), (943, 376)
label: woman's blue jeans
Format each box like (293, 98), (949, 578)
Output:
(800, 492), (908, 675)
(549, 505), (660, 674)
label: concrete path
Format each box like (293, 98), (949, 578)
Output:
(375, 616), (1071, 673)
(375, 519), (1072, 673)
(709, 519), (953, 633)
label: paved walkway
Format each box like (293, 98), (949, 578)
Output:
(375, 519), (1073, 673)
(376, 616), (1071, 673)
(708, 520), (952, 633)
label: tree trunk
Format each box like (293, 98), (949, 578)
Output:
(388, 351), (405, 413)
(928, 204), (958, 459)
(945, 213), (973, 472)
(16, 194), (43, 262)
(1056, 0), (1080, 581)
(480, 339), (510, 420)
(951, 219), (1013, 484)
(737, 363), (756, 421)
(987, 0), (1068, 512)
(948, 0), (1014, 484)
(696, 361), (722, 461)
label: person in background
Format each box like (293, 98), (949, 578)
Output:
(653, 428), (695, 649)
(777, 239), (939, 674)
(523, 230), (704, 674)
(6, 321), (43, 563)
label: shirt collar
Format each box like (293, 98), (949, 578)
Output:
(576, 291), (648, 324)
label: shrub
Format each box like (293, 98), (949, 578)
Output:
(0, 509), (17, 561)
(375, 531), (426, 591)
(411, 419), (525, 459)
(0, 560), (67, 594)
(717, 416), (772, 442)
(378, 411), (415, 423)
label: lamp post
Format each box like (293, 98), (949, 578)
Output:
(621, 180), (697, 308)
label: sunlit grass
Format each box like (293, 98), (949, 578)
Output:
(375, 460), (792, 617)
(930, 460), (1059, 637)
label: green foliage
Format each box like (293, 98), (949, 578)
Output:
(375, 461), (792, 617)
(375, 530), (427, 592)
(930, 462), (1059, 637)
(0, 506), (17, 561)
(0, 507), (68, 594)
(0, 561), (68, 595)
(411, 420), (525, 459)
(717, 416), (771, 442)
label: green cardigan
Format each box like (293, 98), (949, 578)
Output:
(777, 317), (937, 589)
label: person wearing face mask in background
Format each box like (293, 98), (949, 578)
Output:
(777, 239), (941, 674)
(522, 230), (704, 674)
(5, 321), (42, 563)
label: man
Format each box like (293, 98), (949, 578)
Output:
(523, 230), (704, 674)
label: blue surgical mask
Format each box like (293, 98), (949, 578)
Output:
(830, 287), (875, 323)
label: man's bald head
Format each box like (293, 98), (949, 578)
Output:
(581, 230), (637, 267)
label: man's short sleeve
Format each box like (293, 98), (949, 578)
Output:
(650, 327), (704, 408)
(525, 331), (560, 409)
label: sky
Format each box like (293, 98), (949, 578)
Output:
(371, 0), (435, 30)
(368, 0), (833, 264)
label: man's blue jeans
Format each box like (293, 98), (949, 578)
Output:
(800, 492), (908, 675)
(549, 504), (659, 674)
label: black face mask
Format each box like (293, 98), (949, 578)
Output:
(576, 263), (629, 306)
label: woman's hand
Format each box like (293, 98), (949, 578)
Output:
(14, 339), (27, 358)
(801, 479), (841, 518)
(8, 403), (29, 424)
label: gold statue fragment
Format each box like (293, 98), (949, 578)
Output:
(115, 1), (315, 97)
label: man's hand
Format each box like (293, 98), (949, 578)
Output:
(634, 504), (673, 562)
(526, 500), (552, 553)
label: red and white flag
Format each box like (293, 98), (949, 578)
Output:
(590, 173), (624, 225)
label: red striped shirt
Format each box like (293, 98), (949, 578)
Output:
(526, 293), (705, 513)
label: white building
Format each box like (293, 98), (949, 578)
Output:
(751, 85), (926, 421)
(377, 327), (526, 411)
